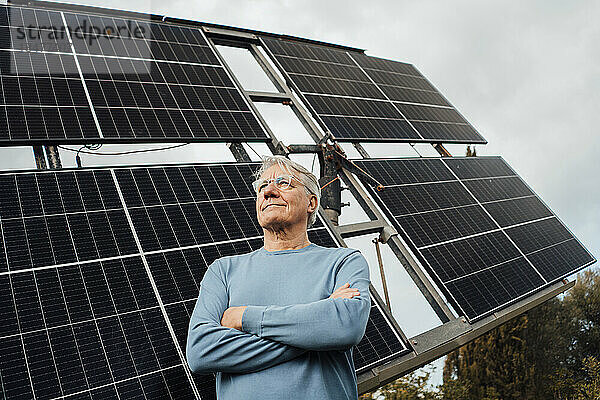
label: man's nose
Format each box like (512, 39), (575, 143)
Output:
(262, 181), (280, 198)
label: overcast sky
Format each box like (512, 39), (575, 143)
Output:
(1, 0), (598, 387)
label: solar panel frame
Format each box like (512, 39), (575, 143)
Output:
(354, 156), (595, 322)
(0, 4), (270, 145)
(0, 160), (409, 399)
(260, 36), (486, 144)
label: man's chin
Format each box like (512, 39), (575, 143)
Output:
(260, 218), (290, 233)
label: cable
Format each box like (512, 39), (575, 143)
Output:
(245, 143), (262, 160)
(409, 143), (423, 157)
(320, 176), (339, 190)
(58, 142), (191, 156)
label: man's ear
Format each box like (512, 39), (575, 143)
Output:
(307, 195), (318, 213)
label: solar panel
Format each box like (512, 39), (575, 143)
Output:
(261, 37), (486, 144)
(0, 161), (407, 399)
(353, 157), (595, 321)
(0, 4), (268, 144)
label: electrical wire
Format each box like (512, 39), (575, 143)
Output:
(320, 176), (339, 190)
(409, 143), (423, 157)
(245, 143), (262, 160)
(58, 143), (191, 156)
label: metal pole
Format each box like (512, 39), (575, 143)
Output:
(353, 142), (370, 159)
(433, 143), (452, 157)
(202, 34), (281, 155)
(45, 145), (62, 169)
(373, 238), (392, 312)
(32, 146), (47, 169)
(319, 146), (341, 226)
(339, 168), (455, 322)
(227, 142), (252, 162)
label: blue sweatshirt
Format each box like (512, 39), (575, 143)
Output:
(186, 243), (371, 399)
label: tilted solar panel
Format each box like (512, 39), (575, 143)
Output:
(261, 37), (486, 144)
(0, 161), (407, 399)
(0, 5), (268, 144)
(354, 157), (595, 321)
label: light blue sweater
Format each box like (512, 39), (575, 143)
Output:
(186, 243), (371, 399)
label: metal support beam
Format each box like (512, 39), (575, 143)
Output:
(374, 238), (392, 311)
(32, 146), (47, 169)
(433, 143), (452, 157)
(353, 142), (370, 159)
(338, 168), (455, 323)
(338, 220), (387, 238)
(202, 26), (258, 41)
(319, 145), (342, 226)
(248, 43), (327, 145)
(247, 91), (292, 103)
(284, 144), (321, 154)
(202, 34), (281, 155)
(227, 142), (252, 162)
(44, 145), (62, 169)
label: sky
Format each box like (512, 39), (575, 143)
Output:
(1, 0), (598, 388)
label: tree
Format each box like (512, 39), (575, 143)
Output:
(442, 314), (538, 399)
(360, 368), (437, 400)
(442, 269), (599, 399)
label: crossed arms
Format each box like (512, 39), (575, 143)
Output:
(185, 251), (371, 375)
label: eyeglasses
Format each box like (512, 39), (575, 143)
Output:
(252, 174), (301, 194)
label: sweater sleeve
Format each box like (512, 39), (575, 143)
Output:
(186, 260), (307, 375)
(241, 250), (371, 351)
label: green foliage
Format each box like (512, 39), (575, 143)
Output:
(360, 368), (438, 400)
(551, 356), (600, 400)
(442, 314), (537, 399)
(436, 377), (471, 400)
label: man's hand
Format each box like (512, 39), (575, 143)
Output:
(221, 306), (247, 330)
(329, 283), (360, 299)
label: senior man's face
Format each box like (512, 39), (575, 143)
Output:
(255, 165), (313, 231)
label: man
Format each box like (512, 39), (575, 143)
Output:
(186, 155), (371, 399)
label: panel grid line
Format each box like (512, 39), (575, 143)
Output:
(7, 275), (38, 400)
(499, 156), (597, 263)
(60, 10), (104, 138)
(300, 90), (456, 110)
(354, 157), (594, 322)
(49, 364), (183, 400)
(346, 51), (422, 139)
(439, 159), (548, 283)
(0, 301), (163, 342)
(416, 215), (555, 250)
(109, 169), (202, 399)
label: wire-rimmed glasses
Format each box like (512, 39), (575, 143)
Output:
(252, 174), (301, 194)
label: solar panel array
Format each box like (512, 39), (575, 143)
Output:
(0, 4), (268, 144)
(261, 37), (486, 144)
(0, 161), (407, 399)
(354, 157), (595, 321)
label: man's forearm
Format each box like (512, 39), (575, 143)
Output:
(240, 295), (370, 351)
(187, 265), (307, 375)
(187, 318), (307, 374)
(235, 251), (371, 352)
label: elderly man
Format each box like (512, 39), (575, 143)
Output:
(186, 155), (371, 399)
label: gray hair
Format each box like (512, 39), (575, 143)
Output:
(253, 155), (321, 228)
